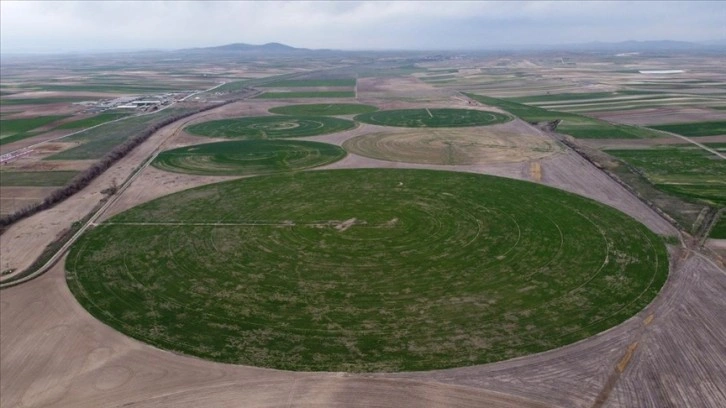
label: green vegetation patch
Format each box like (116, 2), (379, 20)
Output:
(650, 121), (726, 137)
(709, 214), (726, 239)
(152, 140), (346, 176)
(269, 103), (378, 116)
(0, 97), (91, 106)
(510, 92), (619, 103)
(0, 171), (79, 187)
(465, 93), (663, 139)
(56, 112), (132, 129)
(185, 115), (356, 139)
(67, 169), (667, 372)
(0, 115), (69, 145)
(48, 107), (199, 160)
(254, 91), (356, 99)
(355, 108), (511, 128)
(607, 146), (726, 207)
(260, 79), (356, 87)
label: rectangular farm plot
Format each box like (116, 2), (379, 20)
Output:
(606, 146), (726, 207)
(259, 79), (357, 87)
(0, 186), (58, 216)
(255, 78), (357, 99)
(56, 112), (132, 129)
(0, 115), (69, 146)
(0, 171), (79, 187)
(254, 91), (355, 99)
(650, 121), (726, 137)
(465, 93), (663, 139)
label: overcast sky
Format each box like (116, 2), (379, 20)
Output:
(1, 1), (724, 53)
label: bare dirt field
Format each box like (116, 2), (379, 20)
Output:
(2, 91), (725, 407)
(0, 186), (56, 216)
(587, 107), (726, 126)
(0, 102), (84, 120)
(356, 76), (453, 105)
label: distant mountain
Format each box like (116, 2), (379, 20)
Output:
(181, 42), (309, 54)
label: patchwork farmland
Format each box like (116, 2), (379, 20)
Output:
(1, 47), (725, 408)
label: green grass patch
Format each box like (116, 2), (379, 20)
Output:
(269, 103), (378, 116)
(56, 112), (132, 129)
(464, 93), (662, 139)
(510, 92), (618, 103)
(254, 91), (356, 99)
(709, 214), (726, 239)
(0, 115), (69, 145)
(259, 79), (356, 88)
(607, 146), (726, 207)
(354, 108), (511, 128)
(650, 121), (726, 137)
(0, 171), (79, 187)
(152, 140), (346, 176)
(185, 115), (356, 139)
(66, 169), (667, 372)
(0, 97), (91, 106)
(213, 80), (251, 93)
(47, 107), (197, 160)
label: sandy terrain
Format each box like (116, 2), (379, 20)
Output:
(2, 92), (724, 407)
(357, 77), (453, 104)
(0, 187), (57, 216)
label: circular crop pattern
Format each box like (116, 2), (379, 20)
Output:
(151, 140), (346, 176)
(354, 108), (511, 128)
(343, 129), (560, 165)
(185, 115), (356, 139)
(67, 169), (667, 372)
(269, 103), (379, 116)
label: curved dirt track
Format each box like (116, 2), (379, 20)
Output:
(2, 96), (725, 407)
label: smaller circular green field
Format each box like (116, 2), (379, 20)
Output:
(185, 115), (356, 139)
(269, 103), (379, 116)
(355, 108), (511, 128)
(152, 140), (346, 176)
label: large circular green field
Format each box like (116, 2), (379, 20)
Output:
(151, 140), (346, 176)
(269, 103), (379, 116)
(185, 115), (356, 139)
(354, 108), (511, 128)
(66, 169), (667, 372)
